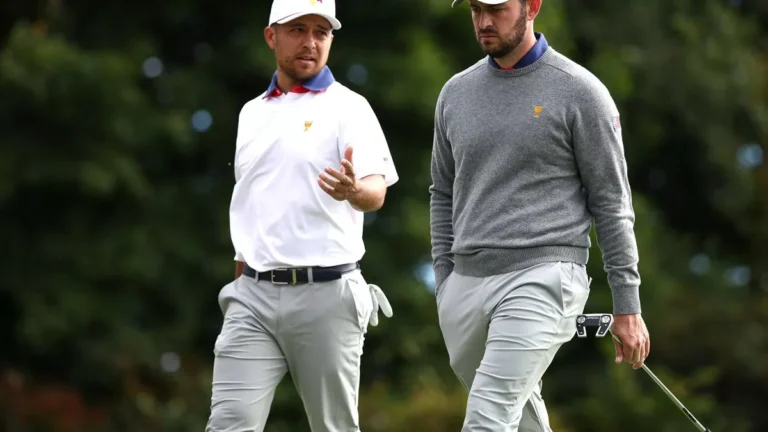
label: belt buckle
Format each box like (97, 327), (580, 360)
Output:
(271, 268), (297, 285)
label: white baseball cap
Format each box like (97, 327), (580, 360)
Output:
(451, 0), (508, 7)
(269, 0), (341, 30)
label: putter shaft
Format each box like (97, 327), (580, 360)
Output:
(610, 332), (710, 432)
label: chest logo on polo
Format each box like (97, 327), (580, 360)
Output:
(304, 121), (313, 132)
(533, 106), (544, 118)
(310, 0), (323, 4)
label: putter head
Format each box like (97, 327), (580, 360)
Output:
(576, 313), (613, 338)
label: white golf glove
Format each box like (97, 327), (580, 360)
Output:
(367, 284), (393, 327)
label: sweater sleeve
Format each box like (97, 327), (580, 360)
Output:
(571, 78), (642, 315)
(429, 88), (456, 290)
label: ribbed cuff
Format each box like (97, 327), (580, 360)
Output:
(612, 285), (642, 315)
(433, 260), (454, 290)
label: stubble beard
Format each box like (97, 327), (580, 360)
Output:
(477, 10), (528, 59)
(279, 59), (322, 84)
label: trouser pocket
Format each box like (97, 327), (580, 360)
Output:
(558, 262), (591, 315)
(217, 279), (238, 315)
(343, 271), (373, 333)
(435, 270), (454, 305)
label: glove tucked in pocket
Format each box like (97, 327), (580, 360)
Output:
(367, 284), (393, 327)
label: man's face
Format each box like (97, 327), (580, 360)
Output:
(470, 0), (528, 58)
(265, 14), (334, 82)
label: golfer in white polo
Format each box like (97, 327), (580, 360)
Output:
(205, 0), (398, 430)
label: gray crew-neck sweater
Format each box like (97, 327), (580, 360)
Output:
(429, 47), (641, 315)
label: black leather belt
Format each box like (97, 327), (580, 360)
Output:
(243, 262), (360, 285)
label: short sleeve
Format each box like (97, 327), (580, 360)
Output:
(339, 95), (399, 187)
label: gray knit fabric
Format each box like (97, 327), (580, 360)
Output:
(429, 47), (642, 314)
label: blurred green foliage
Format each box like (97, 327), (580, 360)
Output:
(1, 0), (766, 431)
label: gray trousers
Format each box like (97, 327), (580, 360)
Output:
(436, 261), (591, 432)
(206, 269), (373, 432)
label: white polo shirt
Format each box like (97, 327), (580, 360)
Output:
(229, 67), (398, 271)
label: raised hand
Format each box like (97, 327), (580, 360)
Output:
(318, 146), (357, 201)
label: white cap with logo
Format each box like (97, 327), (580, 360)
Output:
(451, 0), (508, 7)
(269, 0), (341, 30)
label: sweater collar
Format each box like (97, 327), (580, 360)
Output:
(488, 32), (549, 71)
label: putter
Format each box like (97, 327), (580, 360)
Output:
(576, 313), (711, 432)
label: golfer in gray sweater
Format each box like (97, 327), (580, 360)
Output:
(430, 0), (651, 430)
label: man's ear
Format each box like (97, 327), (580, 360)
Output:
(528, 0), (542, 20)
(264, 26), (276, 49)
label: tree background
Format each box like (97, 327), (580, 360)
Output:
(1, 0), (766, 431)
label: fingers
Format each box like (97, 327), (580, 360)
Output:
(615, 332), (640, 368)
(371, 285), (393, 317)
(341, 159), (355, 178)
(613, 332), (645, 368)
(344, 146), (354, 163)
(318, 170), (352, 200)
(317, 177), (345, 201)
(324, 167), (353, 186)
(318, 163), (358, 201)
(611, 314), (650, 369)
(645, 336), (651, 360)
(625, 342), (640, 369)
(320, 172), (341, 188)
(613, 338), (623, 364)
(634, 332), (651, 370)
(367, 285), (393, 328)
(620, 335), (646, 369)
(634, 338), (646, 369)
(631, 323), (650, 369)
(340, 146), (355, 178)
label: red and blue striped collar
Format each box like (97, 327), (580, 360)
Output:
(264, 66), (336, 98)
(488, 32), (549, 71)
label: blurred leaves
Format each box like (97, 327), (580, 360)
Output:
(1, 0), (767, 431)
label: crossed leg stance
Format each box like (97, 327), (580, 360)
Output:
(206, 270), (372, 432)
(437, 262), (591, 432)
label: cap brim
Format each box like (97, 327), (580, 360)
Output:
(274, 12), (342, 30)
(451, 0), (509, 6)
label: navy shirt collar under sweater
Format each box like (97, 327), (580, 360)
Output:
(488, 32), (549, 70)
